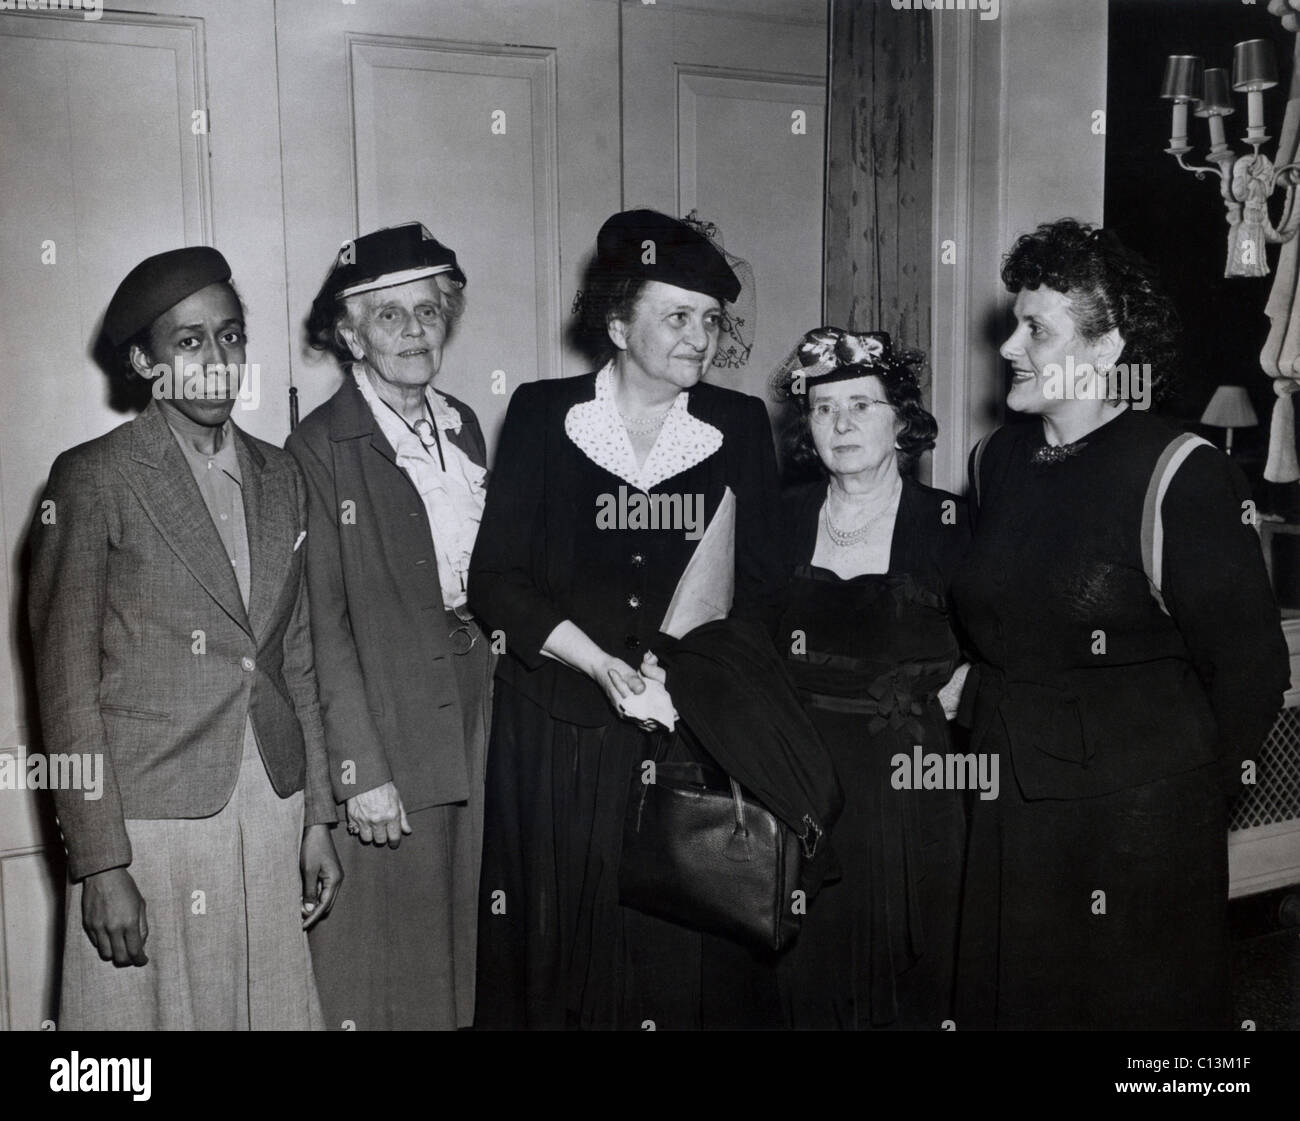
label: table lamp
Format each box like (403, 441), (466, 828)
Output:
(1201, 385), (1259, 454)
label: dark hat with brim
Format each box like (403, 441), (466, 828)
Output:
(321, 222), (465, 303)
(103, 246), (232, 347)
(596, 209), (741, 304)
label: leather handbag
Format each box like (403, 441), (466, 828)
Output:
(619, 755), (811, 954)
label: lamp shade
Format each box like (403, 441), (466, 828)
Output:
(1161, 54), (1205, 101)
(1195, 68), (1235, 116)
(1201, 385), (1260, 428)
(1232, 39), (1277, 92)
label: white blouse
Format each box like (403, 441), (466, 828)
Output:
(354, 370), (486, 609)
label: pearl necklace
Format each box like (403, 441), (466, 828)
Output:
(822, 481), (900, 548)
(618, 403), (674, 433)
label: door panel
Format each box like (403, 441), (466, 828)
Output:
(0, 0), (287, 1032)
(678, 70), (825, 399)
(0, 8), (214, 1032)
(349, 37), (561, 430)
(620, 0), (828, 406)
(275, 0), (621, 455)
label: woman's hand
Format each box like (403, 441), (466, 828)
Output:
(345, 781), (411, 848)
(300, 824), (343, 931)
(938, 662), (971, 722)
(628, 651), (676, 730)
(638, 650), (666, 687)
(81, 866), (148, 967)
(593, 655), (646, 713)
(538, 620), (656, 718)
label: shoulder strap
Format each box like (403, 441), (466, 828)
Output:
(1140, 432), (1214, 616)
(970, 431), (995, 510)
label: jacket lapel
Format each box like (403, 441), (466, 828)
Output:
(236, 429), (295, 643)
(438, 391), (487, 468)
(121, 402), (252, 636)
(328, 373), (402, 469)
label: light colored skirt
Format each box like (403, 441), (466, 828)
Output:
(59, 724), (323, 1030)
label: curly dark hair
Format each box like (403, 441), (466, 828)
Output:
(779, 355), (938, 479)
(1001, 218), (1180, 405)
(305, 273), (465, 365)
(569, 264), (651, 367)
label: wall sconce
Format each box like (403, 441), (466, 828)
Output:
(1161, 39), (1300, 277)
(1201, 384), (1260, 454)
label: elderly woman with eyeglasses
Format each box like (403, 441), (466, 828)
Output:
(771, 329), (971, 1030)
(286, 223), (494, 1030)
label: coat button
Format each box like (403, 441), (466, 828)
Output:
(631, 553), (645, 567)
(241, 656), (255, 672)
(625, 634), (642, 650)
(627, 594), (641, 609)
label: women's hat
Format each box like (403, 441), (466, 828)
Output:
(596, 209), (741, 304)
(321, 222), (466, 302)
(103, 246), (231, 347)
(771, 326), (921, 401)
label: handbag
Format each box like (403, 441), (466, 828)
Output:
(618, 745), (816, 954)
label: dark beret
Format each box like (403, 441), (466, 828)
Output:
(318, 222), (465, 303)
(595, 209), (741, 304)
(103, 246), (231, 347)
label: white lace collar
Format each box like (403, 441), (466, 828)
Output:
(564, 363), (723, 492)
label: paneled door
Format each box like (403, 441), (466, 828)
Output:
(620, 0), (828, 408)
(0, 0), (291, 1031)
(273, 0), (623, 455)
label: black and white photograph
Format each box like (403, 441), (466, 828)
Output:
(0, 0), (1296, 1101)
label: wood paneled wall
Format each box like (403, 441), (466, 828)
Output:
(824, 0), (934, 359)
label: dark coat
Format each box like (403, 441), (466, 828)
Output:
(29, 401), (332, 881)
(954, 408), (1289, 799)
(467, 372), (787, 727)
(286, 375), (487, 813)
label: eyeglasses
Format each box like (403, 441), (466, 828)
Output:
(808, 399), (890, 425)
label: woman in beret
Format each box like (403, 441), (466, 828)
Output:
(771, 328), (970, 1030)
(30, 246), (340, 1029)
(470, 209), (787, 1029)
(952, 218), (1289, 1028)
(287, 223), (494, 1030)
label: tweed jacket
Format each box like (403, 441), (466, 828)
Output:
(28, 400), (333, 881)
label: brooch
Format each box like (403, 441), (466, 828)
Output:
(1030, 440), (1088, 466)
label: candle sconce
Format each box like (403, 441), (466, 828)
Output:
(1162, 40), (1300, 277)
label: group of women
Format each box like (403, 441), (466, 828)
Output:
(34, 208), (1289, 1032)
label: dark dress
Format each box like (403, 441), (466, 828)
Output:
(468, 370), (787, 1030)
(950, 408), (1290, 1030)
(776, 477), (970, 1029)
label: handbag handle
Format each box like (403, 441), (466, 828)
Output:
(724, 778), (753, 862)
(644, 730), (754, 862)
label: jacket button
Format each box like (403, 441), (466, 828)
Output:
(627, 594), (641, 609)
(241, 656), (255, 672)
(625, 634), (642, 650)
(631, 553), (645, 567)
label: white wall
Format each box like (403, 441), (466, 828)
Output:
(930, 0), (1109, 493)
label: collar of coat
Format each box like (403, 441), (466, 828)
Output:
(564, 362), (724, 492)
(125, 399), (294, 641)
(324, 370), (487, 469)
